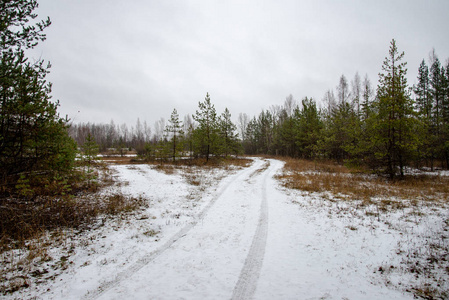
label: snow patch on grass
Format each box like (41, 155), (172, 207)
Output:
(277, 177), (449, 299)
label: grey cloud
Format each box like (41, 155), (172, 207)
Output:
(30, 0), (449, 125)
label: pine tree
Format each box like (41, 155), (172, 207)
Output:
(429, 57), (448, 168)
(295, 97), (322, 159)
(369, 39), (419, 178)
(257, 110), (274, 155)
(415, 60), (432, 119)
(243, 117), (258, 155)
(277, 109), (296, 157)
(430, 58), (443, 130)
(414, 59), (435, 168)
(442, 64), (449, 168)
(81, 133), (99, 186)
(1, 0), (76, 192)
(165, 108), (183, 161)
(82, 133), (99, 164)
(193, 93), (218, 162)
(319, 75), (357, 162)
(323, 101), (354, 162)
(218, 108), (239, 157)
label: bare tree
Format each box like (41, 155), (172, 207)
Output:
(284, 94), (296, 117)
(323, 89), (336, 114)
(143, 121), (151, 143)
(337, 75), (351, 105)
(153, 118), (166, 142)
(361, 74), (374, 121)
(351, 72), (362, 115)
(238, 113), (249, 141)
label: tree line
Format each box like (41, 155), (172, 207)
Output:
(2, 0), (449, 198)
(71, 40), (449, 178)
(69, 93), (242, 162)
(241, 40), (449, 178)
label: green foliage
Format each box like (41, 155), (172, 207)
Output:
(367, 39), (420, 178)
(15, 174), (33, 198)
(155, 138), (171, 163)
(0, 0), (77, 194)
(81, 133), (99, 187)
(165, 108), (184, 161)
(428, 58), (449, 168)
(218, 108), (240, 156)
(295, 97), (322, 160)
(192, 93), (219, 161)
(237, 40), (449, 175)
(81, 133), (99, 163)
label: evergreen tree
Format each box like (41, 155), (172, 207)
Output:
(429, 57), (448, 168)
(320, 101), (354, 162)
(81, 133), (99, 186)
(193, 93), (218, 162)
(414, 59), (435, 168)
(81, 133), (99, 163)
(277, 109), (296, 157)
(165, 108), (183, 161)
(256, 110), (274, 154)
(243, 117), (258, 155)
(294, 97), (322, 160)
(1, 0), (76, 191)
(430, 58), (443, 134)
(218, 108), (239, 157)
(414, 60), (432, 119)
(442, 64), (449, 168)
(369, 39), (419, 178)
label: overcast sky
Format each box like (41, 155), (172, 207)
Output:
(31, 0), (449, 126)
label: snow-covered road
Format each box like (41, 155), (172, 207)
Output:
(19, 158), (418, 299)
(90, 158), (410, 300)
(92, 158), (277, 299)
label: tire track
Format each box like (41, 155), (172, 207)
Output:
(83, 158), (266, 300)
(231, 160), (271, 300)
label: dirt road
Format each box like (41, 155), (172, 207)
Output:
(29, 158), (413, 300)
(84, 158), (278, 299)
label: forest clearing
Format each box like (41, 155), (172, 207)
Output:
(1, 157), (448, 299)
(2, 1), (449, 299)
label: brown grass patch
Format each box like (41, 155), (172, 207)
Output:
(100, 156), (142, 165)
(0, 162), (148, 296)
(145, 157), (252, 168)
(278, 157), (449, 203)
(154, 164), (176, 175)
(0, 193), (147, 254)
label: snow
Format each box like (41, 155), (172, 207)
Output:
(4, 158), (448, 299)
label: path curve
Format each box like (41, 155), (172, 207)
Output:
(84, 158), (268, 299)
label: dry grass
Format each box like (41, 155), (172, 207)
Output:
(0, 192), (148, 295)
(148, 157), (252, 168)
(100, 156), (142, 165)
(0, 162), (147, 254)
(103, 155), (253, 169)
(278, 157), (449, 204)
(174, 157), (252, 186)
(0, 193), (147, 254)
(154, 164), (176, 175)
(279, 158), (449, 299)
